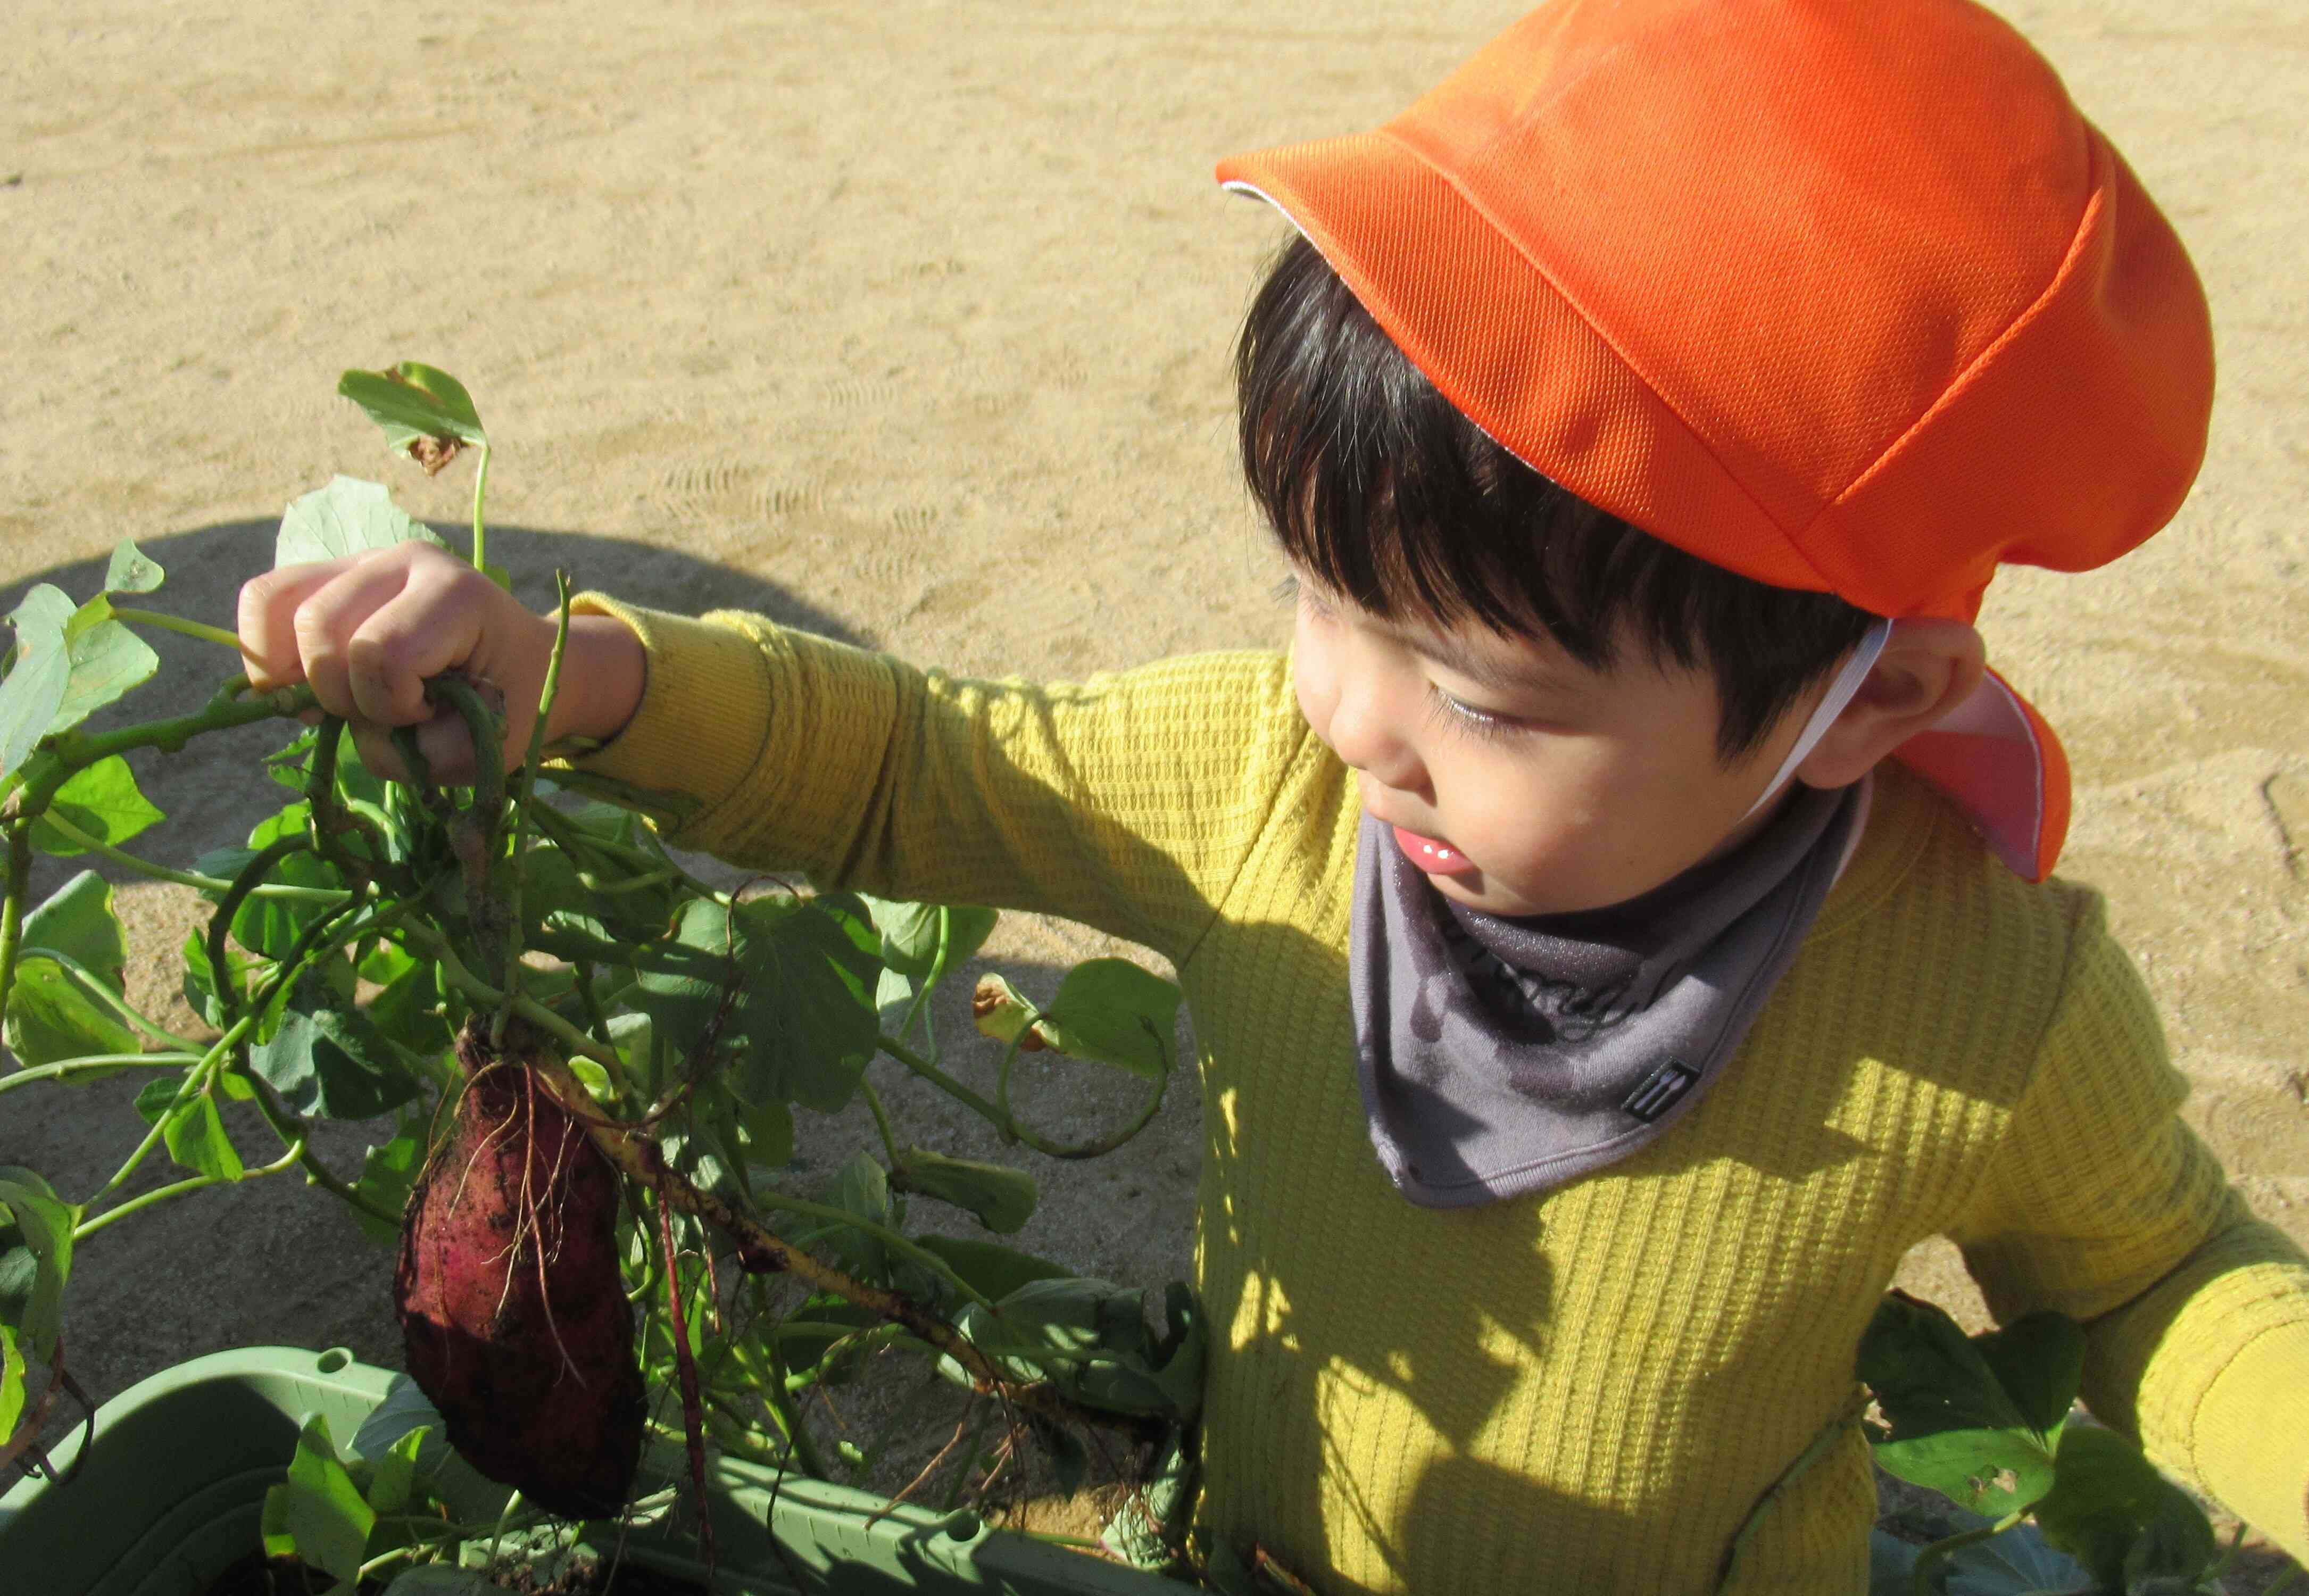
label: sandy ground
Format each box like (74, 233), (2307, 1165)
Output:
(4, 0), (2305, 1578)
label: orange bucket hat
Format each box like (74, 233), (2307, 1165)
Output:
(1216, 0), (2214, 882)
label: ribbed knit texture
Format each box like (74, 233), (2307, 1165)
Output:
(562, 598), (2309, 1593)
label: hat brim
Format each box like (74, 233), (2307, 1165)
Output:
(1218, 146), (1846, 603)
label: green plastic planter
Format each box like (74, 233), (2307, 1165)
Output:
(0, 1346), (1198, 1595)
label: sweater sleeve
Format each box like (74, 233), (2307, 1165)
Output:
(1948, 888), (2309, 1561)
(549, 595), (1314, 964)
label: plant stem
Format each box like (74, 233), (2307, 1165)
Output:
(877, 1032), (1010, 1132)
(72, 1136), (305, 1242)
(470, 442), (491, 573)
(105, 608), (243, 653)
(0, 822), (29, 1037)
(4, 677), (317, 822)
(1720, 1394), (1867, 1592)
(0, 1052), (205, 1097)
(1907, 1511), (2024, 1596)
(495, 574), (572, 1044)
(398, 920), (628, 1078)
(30, 811), (351, 902)
(860, 1080), (904, 1169)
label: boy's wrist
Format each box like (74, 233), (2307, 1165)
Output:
(543, 612), (647, 753)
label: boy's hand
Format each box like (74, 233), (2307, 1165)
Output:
(237, 542), (643, 786)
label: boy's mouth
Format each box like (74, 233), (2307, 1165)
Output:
(1391, 825), (1479, 876)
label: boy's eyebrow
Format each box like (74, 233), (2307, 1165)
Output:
(1406, 628), (1584, 695)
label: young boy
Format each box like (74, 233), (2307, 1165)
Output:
(240, 0), (2309, 1589)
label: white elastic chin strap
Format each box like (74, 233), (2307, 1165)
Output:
(1738, 617), (1896, 821)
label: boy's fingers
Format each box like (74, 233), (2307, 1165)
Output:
(342, 569), (491, 731)
(290, 559), (426, 725)
(237, 558), (356, 689)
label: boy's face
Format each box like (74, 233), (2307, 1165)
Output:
(1288, 568), (1826, 917)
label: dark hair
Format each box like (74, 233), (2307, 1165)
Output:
(1235, 234), (1878, 761)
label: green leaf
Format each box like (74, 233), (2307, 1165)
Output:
(261, 1482), (296, 1559)
(281, 1412), (377, 1586)
(629, 894), (882, 1113)
(364, 1424), (426, 1517)
(3, 958), (138, 1067)
(0, 599), (69, 780)
(180, 927), (252, 1030)
(892, 1147), (1038, 1234)
(349, 1123), (426, 1245)
(0, 1322), (24, 1443)
(51, 601), (160, 735)
(23, 869), (129, 980)
(857, 896), (999, 983)
(946, 1276), (1196, 1417)
(2030, 1425), (2215, 1592)
(228, 803), (343, 957)
(1857, 1293), (2058, 1519)
(8, 586), (74, 638)
(27, 754), (166, 855)
(0, 1168), (79, 1362)
(134, 1077), (245, 1181)
(1042, 959), (1182, 1080)
(736, 1091), (794, 1169)
(276, 476), (447, 569)
(1971, 1312), (2084, 1443)
(338, 363), (487, 451)
(914, 1234), (1073, 1306)
(367, 955), (452, 1060)
(251, 970), (422, 1120)
(104, 538), (164, 594)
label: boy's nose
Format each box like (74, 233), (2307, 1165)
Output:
(1325, 678), (1425, 795)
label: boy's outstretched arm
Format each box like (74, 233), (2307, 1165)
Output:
(238, 543), (646, 786)
(549, 594), (1317, 964)
(1948, 891), (2309, 1562)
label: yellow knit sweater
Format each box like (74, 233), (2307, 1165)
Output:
(564, 601), (2309, 1594)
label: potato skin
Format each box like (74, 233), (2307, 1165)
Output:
(395, 1030), (644, 1518)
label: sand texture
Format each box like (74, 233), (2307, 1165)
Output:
(4, 0), (2305, 1569)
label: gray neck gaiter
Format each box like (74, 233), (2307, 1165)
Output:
(1347, 779), (1862, 1208)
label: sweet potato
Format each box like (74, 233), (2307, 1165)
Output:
(395, 1023), (644, 1517)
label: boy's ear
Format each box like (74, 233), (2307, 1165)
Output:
(1794, 619), (1987, 790)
